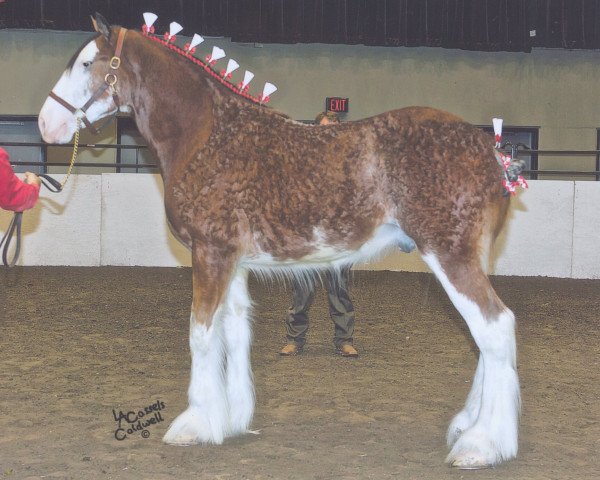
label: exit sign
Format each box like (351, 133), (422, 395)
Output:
(326, 97), (349, 113)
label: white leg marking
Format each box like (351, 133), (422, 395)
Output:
(422, 253), (520, 468)
(222, 269), (255, 436)
(163, 311), (228, 445)
(447, 355), (483, 447)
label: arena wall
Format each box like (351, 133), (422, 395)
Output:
(1, 175), (598, 279)
(2, 29), (600, 277)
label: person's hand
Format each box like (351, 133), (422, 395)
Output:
(24, 172), (42, 187)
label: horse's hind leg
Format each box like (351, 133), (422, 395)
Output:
(446, 355), (484, 447)
(422, 252), (520, 468)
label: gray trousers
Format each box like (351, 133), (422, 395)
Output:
(284, 267), (355, 349)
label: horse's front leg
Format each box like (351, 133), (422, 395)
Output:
(163, 243), (246, 445)
(222, 269), (255, 436)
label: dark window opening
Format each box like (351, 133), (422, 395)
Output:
(116, 117), (154, 173)
(480, 125), (539, 180)
(0, 115), (46, 173)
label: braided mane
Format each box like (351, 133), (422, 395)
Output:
(143, 32), (271, 106)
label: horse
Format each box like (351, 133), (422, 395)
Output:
(38, 13), (521, 469)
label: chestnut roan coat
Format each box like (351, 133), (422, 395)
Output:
(38, 14), (521, 469)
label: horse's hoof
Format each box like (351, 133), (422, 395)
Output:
(450, 453), (493, 470)
(162, 407), (224, 445)
(445, 433), (501, 469)
(163, 435), (198, 446)
(445, 422), (517, 468)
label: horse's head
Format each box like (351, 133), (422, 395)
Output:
(39, 13), (127, 143)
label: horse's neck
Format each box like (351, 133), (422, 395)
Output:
(125, 39), (217, 185)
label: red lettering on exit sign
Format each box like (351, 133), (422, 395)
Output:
(326, 97), (349, 113)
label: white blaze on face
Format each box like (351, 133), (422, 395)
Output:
(38, 39), (117, 144)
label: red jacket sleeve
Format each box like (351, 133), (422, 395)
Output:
(0, 148), (40, 212)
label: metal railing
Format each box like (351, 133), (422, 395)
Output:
(501, 144), (600, 180)
(0, 140), (157, 172)
(3, 141), (600, 179)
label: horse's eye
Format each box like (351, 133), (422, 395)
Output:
(83, 61), (92, 68)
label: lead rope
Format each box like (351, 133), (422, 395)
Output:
(1, 118), (81, 267)
(0, 212), (22, 267)
(60, 117), (81, 190)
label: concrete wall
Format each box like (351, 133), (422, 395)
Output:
(1, 175), (599, 279)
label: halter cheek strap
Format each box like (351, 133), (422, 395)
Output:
(49, 27), (127, 136)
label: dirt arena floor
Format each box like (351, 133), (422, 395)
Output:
(1, 267), (599, 479)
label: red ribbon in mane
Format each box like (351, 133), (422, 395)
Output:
(145, 35), (266, 106)
(164, 32), (177, 43)
(237, 83), (250, 94)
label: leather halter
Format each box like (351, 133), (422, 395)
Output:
(49, 27), (127, 135)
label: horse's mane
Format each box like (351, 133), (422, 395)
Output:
(141, 33), (273, 108)
(128, 28), (294, 124)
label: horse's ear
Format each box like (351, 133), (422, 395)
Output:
(91, 12), (111, 40)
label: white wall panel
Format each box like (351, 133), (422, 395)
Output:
(359, 181), (576, 278)
(0, 175), (101, 266)
(572, 182), (600, 279)
(100, 174), (190, 267)
(493, 181), (574, 278)
(3, 177), (600, 279)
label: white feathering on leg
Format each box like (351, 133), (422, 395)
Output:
(163, 312), (229, 445)
(422, 253), (520, 469)
(222, 270), (255, 436)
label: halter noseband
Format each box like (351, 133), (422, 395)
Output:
(49, 27), (128, 135)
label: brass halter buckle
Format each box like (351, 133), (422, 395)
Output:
(109, 56), (121, 69)
(105, 73), (118, 87)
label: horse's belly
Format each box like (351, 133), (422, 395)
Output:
(241, 221), (415, 270)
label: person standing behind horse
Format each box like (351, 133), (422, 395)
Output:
(279, 111), (359, 358)
(0, 148), (41, 211)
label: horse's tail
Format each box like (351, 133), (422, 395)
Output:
(506, 157), (526, 182)
(494, 148), (529, 200)
(494, 150), (526, 182)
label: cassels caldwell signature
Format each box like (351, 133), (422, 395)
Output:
(113, 399), (166, 440)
